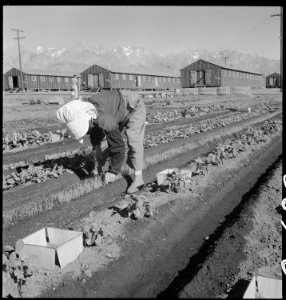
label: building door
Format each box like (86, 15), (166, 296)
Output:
(98, 74), (104, 88)
(8, 76), (13, 88)
(205, 69), (212, 86)
(196, 71), (205, 86)
(154, 77), (158, 87)
(93, 75), (99, 88)
(136, 76), (141, 87)
(190, 71), (197, 87)
(87, 74), (94, 88)
(12, 76), (19, 88)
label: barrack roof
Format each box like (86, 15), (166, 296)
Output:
(180, 59), (262, 75)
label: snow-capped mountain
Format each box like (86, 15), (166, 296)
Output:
(3, 42), (280, 76)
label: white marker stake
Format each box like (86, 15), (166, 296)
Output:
(283, 175), (286, 188)
(282, 198), (286, 211)
(281, 260), (286, 275)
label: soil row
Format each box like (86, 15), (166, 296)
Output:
(7, 116), (281, 298)
(3, 112), (281, 241)
(2, 104), (225, 153)
(2, 109), (265, 189)
(3, 111), (281, 228)
(2, 108), (236, 168)
(173, 159), (282, 298)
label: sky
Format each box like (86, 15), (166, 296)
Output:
(3, 6), (281, 59)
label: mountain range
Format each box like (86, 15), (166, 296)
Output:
(3, 42), (280, 77)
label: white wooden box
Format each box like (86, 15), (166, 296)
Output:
(243, 275), (282, 299)
(19, 227), (83, 270)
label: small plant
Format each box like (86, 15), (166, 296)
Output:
(2, 242), (33, 298)
(82, 224), (104, 247)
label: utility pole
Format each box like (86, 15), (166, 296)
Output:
(224, 56), (229, 66)
(11, 29), (25, 92)
(271, 7), (283, 93)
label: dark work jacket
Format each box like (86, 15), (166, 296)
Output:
(87, 90), (129, 174)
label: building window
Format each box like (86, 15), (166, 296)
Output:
(129, 74), (133, 80)
(57, 77), (61, 82)
(224, 69), (227, 76)
(228, 70), (231, 77)
(177, 78), (180, 83)
(32, 75), (36, 82)
(237, 72), (239, 78)
(122, 74), (126, 80)
(65, 77), (69, 83)
(115, 73), (119, 80)
(40, 76), (45, 82)
(49, 77), (54, 82)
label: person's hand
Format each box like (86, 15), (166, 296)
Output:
(90, 166), (103, 177)
(104, 171), (119, 184)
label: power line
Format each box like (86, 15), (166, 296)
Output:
(221, 15), (271, 50)
(11, 28), (25, 91)
(223, 56), (229, 66)
(271, 7), (282, 92)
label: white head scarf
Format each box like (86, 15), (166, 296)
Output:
(56, 99), (97, 144)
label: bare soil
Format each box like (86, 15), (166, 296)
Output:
(36, 130), (282, 298)
(164, 159), (282, 298)
(2, 93), (283, 298)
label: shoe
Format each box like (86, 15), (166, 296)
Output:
(127, 174), (144, 194)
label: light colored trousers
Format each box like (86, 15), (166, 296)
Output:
(124, 98), (146, 171)
(94, 97), (146, 172)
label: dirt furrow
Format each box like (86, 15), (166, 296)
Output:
(3, 112), (281, 242)
(38, 131), (282, 298)
(2, 109), (235, 166)
(174, 159), (282, 298)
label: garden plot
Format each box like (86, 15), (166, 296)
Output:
(2, 110), (281, 227)
(2, 93), (282, 298)
(3, 113), (282, 298)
